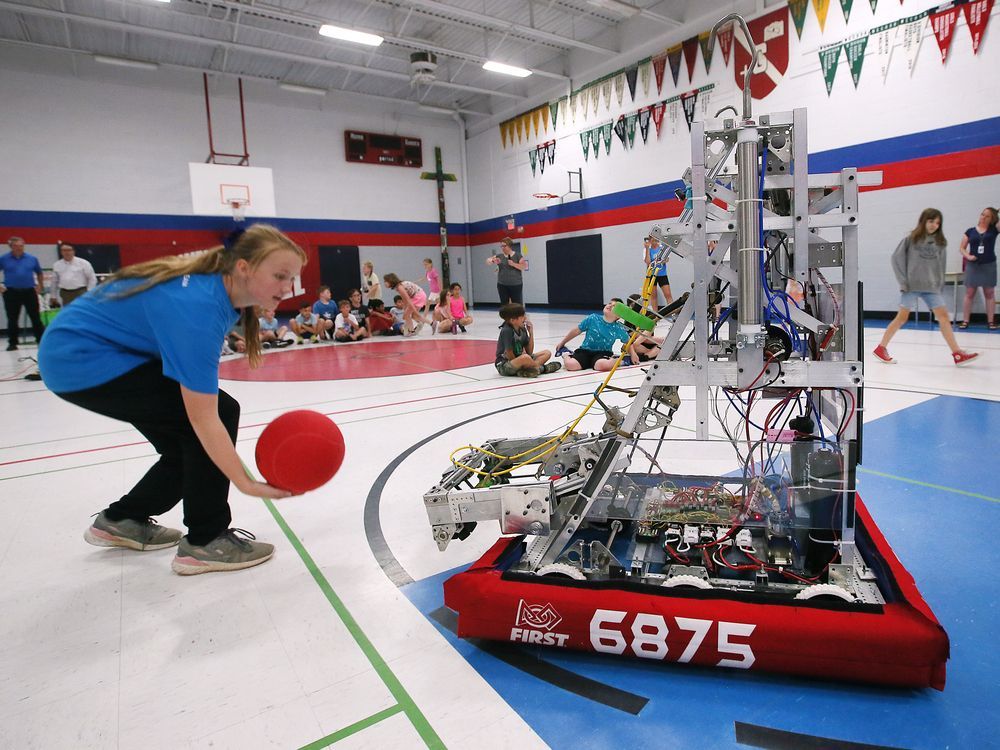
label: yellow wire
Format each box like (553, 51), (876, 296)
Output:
(450, 328), (642, 477)
(448, 264), (659, 478)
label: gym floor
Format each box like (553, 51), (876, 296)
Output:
(1, 313), (997, 750)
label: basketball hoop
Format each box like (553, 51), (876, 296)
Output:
(229, 199), (248, 223)
(532, 192), (559, 212)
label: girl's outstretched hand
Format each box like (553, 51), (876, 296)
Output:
(238, 479), (294, 500)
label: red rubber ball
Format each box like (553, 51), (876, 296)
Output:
(255, 410), (345, 494)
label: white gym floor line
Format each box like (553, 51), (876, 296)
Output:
(0, 313), (997, 749)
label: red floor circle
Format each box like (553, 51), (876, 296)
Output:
(219, 338), (497, 381)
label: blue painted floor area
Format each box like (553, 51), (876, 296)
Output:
(401, 395), (1000, 749)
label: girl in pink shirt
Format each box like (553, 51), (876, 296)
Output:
(448, 282), (473, 333)
(423, 258), (441, 317)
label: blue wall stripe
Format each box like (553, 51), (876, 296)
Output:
(2, 117), (997, 237)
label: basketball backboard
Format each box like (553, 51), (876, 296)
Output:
(189, 163), (277, 217)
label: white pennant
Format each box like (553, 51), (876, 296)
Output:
(900, 17), (925, 76)
(614, 73), (626, 106)
(875, 27), (896, 82)
(639, 61), (651, 96)
(699, 87), (713, 118)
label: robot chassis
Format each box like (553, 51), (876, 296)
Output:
(426, 26), (878, 608)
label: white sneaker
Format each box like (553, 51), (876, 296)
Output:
(413, 321), (425, 335)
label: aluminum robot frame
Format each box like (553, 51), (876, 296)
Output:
(423, 15), (949, 689)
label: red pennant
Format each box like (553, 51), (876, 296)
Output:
(717, 23), (735, 66)
(650, 102), (666, 137)
(682, 36), (700, 82)
(962, 0), (995, 54)
(732, 7), (790, 100)
(652, 54), (667, 94)
(929, 6), (960, 62)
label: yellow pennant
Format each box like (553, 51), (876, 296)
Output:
(812, 0), (831, 32)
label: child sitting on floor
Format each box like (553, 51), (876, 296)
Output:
(448, 283), (473, 334)
(291, 302), (324, 344)
(367, 299), (395, 336)
(431, 290), (453, 334)
(554, 299), (637, 372)
(495, 303), (560, 378)
(333, 299), (367, 342)
(389, 295), (407, 336)
(258, 308), (292, 348)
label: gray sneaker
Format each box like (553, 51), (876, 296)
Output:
(84, 511), (182, 551)
(171, 529), (274, 575)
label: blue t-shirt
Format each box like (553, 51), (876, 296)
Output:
(578, 313), (629, 352)
(39, 273), (239, 394)
(965, 226), (998, 265)
(313, 300), (338, 320)
(0, 252), (43, 288)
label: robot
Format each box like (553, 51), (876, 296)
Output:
(423, 14), (948, 689)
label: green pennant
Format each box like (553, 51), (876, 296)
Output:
(580, 130), (590, 160)
(843, 34), (868, 87)
(528, 148), (537, 176)
(818, 43), (844, 95)
(789, 0), (810, 39)
(549, 99), (560, 130)
(868, 0), (878, 13)
(840, 0), (854, 23)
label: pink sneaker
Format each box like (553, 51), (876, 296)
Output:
(872, 345), (896, 364)
(952, 350), (979, 366)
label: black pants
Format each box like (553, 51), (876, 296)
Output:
(3, 287), (45, 346)
(497, 283), (523, 305)
(56, 361), (239, 545)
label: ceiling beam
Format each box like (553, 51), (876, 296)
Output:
(0, 35), (493, 117)
(0, 1), (525, 100)
(391, 0), (618, 55)
(172, 0), (569, 80)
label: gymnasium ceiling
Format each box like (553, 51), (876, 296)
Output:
(0, 0), (739, 131)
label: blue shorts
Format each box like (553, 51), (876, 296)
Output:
(899, 291), (946, 310)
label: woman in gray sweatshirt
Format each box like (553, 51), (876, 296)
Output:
(873, 208), (978, 366)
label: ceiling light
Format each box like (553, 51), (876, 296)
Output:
(418, 105), (456, 115)
(587, 0), (641, 16)
(318, 24), (383, 47)
(93, 54), (159, 70)
(482, 61), (532, 78)
(279, 82), (327, 96)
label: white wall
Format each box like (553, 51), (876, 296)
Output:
(0, 45), (465, 222)
(464, 1), (1000, 311)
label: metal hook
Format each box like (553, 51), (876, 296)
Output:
(709, 14), (757, 121)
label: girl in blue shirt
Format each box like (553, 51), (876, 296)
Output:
(39, 224), (306, 575)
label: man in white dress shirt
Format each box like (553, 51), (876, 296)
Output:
(50, 243), (97, 307)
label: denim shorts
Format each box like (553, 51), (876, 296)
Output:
(899, 291), (945, 310)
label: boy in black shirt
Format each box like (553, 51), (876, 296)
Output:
(495, 303), (561, 378)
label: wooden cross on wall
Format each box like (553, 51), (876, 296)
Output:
(420, 146), (457, 287)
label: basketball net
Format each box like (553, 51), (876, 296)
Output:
(230, 200), (248, 223)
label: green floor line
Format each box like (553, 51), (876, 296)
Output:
(298, 704), (405, 750)
(263, 499), (446, 750)
(859, 467), (1000, 504)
